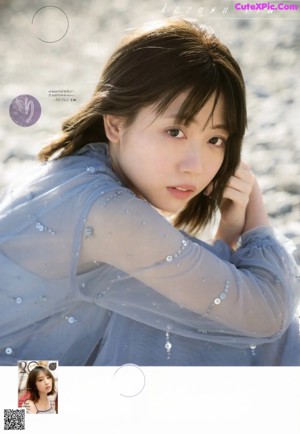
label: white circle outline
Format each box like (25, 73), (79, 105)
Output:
(32, 5), (69, 43)
(113, 363), (146, 398)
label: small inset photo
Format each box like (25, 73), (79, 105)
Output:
(17, 360), (58, 414)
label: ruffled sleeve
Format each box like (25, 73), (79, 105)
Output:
(0, 143), (298, 363)
(78, 177), (300, 347)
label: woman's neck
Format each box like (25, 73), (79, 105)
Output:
(36, 393), (49, 408)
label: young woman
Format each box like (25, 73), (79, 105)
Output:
(0, 19), (299, 366)
(22, 366), (56, 414)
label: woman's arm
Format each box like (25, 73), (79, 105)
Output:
(243, 178), (270, 232)
(22, 400), (37, 414)
(78, 182), (298, 340)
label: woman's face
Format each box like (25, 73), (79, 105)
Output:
(35, 371), (52, 395)
(107, 91), (228, 214)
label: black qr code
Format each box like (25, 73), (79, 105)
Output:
(4, 409), (25, 431)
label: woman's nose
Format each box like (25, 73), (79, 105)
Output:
(178, 144), (204, 174)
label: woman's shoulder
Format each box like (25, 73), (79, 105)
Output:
(49, 398), (57, 413)
(47, 142), (114, 176)
(22, 399), (37, 414)
(0, 143), (122, 214)
(43, 142), (123, 195)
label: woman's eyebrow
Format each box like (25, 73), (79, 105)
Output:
(161, 113), (178, 120)
(161, 113), (228, 132)
(210, 124), (228, 131)
(191, 117), (229, 132)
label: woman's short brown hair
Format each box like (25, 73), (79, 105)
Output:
(39, 19), (247, 232)
(26, 366), (56, 402)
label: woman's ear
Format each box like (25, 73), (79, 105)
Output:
(103, 114), (124, 144)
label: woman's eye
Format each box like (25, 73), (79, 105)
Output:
(167, 129), (185, 138)
(209, 137), (226, 147)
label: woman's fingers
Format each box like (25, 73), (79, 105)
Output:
(222, 161), (255, 206)
(232, 162), (255, 186)
(223, 178), (252, 206)
(215, 162), (257, 247)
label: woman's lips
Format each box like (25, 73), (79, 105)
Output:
(167, 185), (196, 200)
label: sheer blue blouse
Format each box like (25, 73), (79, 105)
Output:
(0, 143), (299, 365)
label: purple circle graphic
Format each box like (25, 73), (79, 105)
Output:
(9, 95), (41, 127)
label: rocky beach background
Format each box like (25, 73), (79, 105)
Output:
(0, 0), (299, 264)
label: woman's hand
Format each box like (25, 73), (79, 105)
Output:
(213, 161), (256, 248)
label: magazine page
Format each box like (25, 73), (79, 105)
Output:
(0, 1), (299, 433)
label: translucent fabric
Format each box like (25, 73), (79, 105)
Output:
(0, 143), (299, 365)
